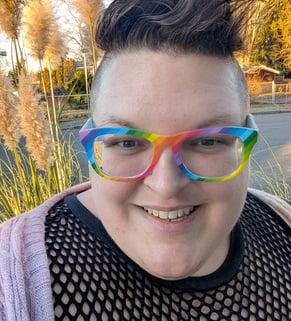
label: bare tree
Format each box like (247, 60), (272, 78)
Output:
(69, 0), (104, 72)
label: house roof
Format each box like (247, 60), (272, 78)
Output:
(242, 65), (280, 75)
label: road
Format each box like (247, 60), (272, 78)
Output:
(248, 113), (291, 193)
(1, 113), (291, 194)
(62, 113), (291, 193)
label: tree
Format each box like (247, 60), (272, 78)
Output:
(66, 69), (93, 106)
(41, 58), (75, 93)
(63, 0), (104, 72)
(253, 0), (291, 75)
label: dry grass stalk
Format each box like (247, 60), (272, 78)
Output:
(23, 0), (54, 61)
(72, 0), (103, 25)
(0, 0), (26, 39)
(18, 73), (53, 170)
(23, 0), (66, 69)
(0, 70), (20, 151)
(23, 0), (67, 153)
(44, 24), (67, 70)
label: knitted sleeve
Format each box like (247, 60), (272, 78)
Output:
(248, 187), (291, 223)
(0, 209), (54, 321)
(0, 182), (91, 321)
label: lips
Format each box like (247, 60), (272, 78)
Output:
(143, 206), (197, 221)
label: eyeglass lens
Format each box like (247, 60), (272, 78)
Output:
(92, 133), (243, 179)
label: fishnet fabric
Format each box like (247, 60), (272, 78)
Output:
(45, 193), (290, 321)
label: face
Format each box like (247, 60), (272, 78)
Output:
(81, 51), (249, 280)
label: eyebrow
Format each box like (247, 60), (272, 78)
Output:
(95, 115), (137, 128)
(197, 115), (244, 128)
(95, 114), (244, 130)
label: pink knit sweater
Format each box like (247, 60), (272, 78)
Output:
(0, 182), (91, 321)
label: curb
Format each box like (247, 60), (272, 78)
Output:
(60, 119), (86, 130)
(251, 109), (291, 115)
(60, 107), (291, 130)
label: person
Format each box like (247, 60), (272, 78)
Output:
(0, 0), (290, 320)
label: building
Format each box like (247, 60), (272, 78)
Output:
(243, 65), (280, 82)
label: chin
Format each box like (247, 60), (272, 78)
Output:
(140, 249), (202, 280)
(148, 264), (199, 280)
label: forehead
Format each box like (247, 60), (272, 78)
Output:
(91, 51), (248, 131)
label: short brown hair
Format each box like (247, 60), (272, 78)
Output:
(91, 0), (250, 116)
(95, 0), (249, 56)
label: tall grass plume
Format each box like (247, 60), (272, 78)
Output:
(18, 73), (53, 170)
(23, 0), (54, 62)
(0, 0), (85, 221)
(0, 0), (25, 39)
(0, 71), (20, 151)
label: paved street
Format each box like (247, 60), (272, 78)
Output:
(60, 110), (291, 194)
(248, 112), (291, 193)
(1, 108), (291, 196)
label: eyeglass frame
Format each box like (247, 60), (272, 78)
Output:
(79, 114), (259, 182)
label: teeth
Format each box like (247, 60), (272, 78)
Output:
(152, 210), (159, 217)
(143, 206), (196, 220)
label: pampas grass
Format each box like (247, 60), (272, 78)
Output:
(18, 73), (53, 170)
(23, 0), (54, 62)
(0, 0), (25, 39)
(0, 131), (84, 221)
(0, 71), (20, 151)
(0, 0), (27, 76)
(0, 70), (84, 220)
(0, 0), (86, 221)
(23, 0), (69, 189)
(23, 0), (66, 66)
(72, 0), (103, 26)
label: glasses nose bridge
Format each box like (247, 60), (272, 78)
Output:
(152, 134), (183, 161)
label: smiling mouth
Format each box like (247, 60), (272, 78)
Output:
(143, 206), (198, 221)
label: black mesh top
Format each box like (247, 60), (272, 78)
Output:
(45, 192), (290, 321)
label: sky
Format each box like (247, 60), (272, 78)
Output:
(0, 34), (11, 71)
(0, 0), (111, 72)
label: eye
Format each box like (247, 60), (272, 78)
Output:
(184, 136), (225, 148)
(197, 138), (223, 146)
(102, 135), (151, 153)
(182, 134), (237, 153)
(116, 139), (139, 149)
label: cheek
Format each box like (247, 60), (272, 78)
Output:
(90, 169), (138, 206)
(204, 167), (249, 209)
(196, 169), (249, 247)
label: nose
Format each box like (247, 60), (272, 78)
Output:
(143, 147), (190, 198)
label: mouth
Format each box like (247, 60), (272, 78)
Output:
(143, 206), (198, 222)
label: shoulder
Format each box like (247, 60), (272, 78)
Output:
(0, 203), (47, 320)
(0, 182), (91, 260)
(241, 189), (290, 257)
(247, 188), (291, 225)
(0, 182), (92, 255)
(0, 182), (91, 242)
(0, 182), (91, 320)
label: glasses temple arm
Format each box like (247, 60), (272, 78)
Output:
(246, 114), (259, 131)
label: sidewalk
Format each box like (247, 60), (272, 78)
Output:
(60, 103), (291, 130)
(250, 103), (291, 114)
(60, 119), (85, 130)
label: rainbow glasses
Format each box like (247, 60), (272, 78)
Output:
(79, 114), (258, 182)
